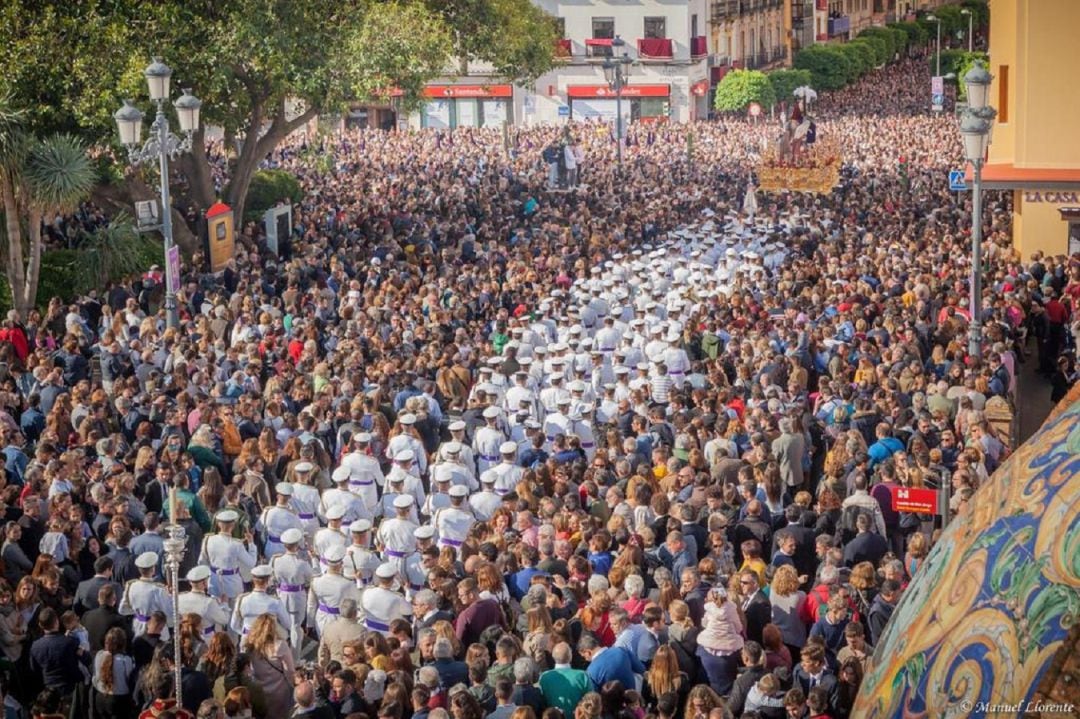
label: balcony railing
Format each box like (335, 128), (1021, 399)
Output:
(743, 47), (787, 69)
(637, 37), (674, 59)
(827, 15), (851, 36)
(815, 0), (828, 10)
(585, 38), (613, 58)
(555, 39), (573, 58)
(710, 1), (739, 23)
(691, 36), (708, 57)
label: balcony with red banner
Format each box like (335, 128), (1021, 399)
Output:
(555, 39), (572, 59)
(585, 37), (613, 58)
(637, 37), (674, 60)
(815, 0), (828, 9)
(690, 36), (708, 58)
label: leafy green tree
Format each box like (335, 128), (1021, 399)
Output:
(857, 27), (895, 62)
(768, 69), (813, 106)
(889, 21), (929, 49)
(713, 70), (777, 113)
(853, 36), (888, 67)
(794, 46), (852, 91)
(0, 99), (95, 316)
(837, 43), (872, 81)
(239, 169), (304, 223)
(0, 0), (556, 253)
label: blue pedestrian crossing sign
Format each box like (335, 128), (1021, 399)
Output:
(949, 169), (968, 191)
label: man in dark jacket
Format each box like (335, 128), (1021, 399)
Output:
(737, 571), (772, 645)
(867, 580), (901, 646)
(726, 642), (767, 716)
(73, 556), (121, 614)
(842, 514), (889, 568)
(733, 500), (772, 565)
(30, 608), (86, 696)
(82, 584), (131, 652)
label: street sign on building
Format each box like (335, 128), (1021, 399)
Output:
(558, 105), (570, 117)
(949, 169), (968, 191)
(892, 486), (940, 515)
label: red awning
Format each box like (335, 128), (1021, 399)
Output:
(585, 38), (613, 46)
(422, 84), (513, 99)
(567, 84), (670, 98)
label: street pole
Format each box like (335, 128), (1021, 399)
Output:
(615, 66), (624, 168)
(969, 157), (984, 360)
(936, 21), (942, 77)
(154, 102), (180, 331)
(968, 13), (973, 52)
(163, 508), (186, 708)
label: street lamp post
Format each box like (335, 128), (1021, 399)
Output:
(959, 62), (995, 361)
(926, 14), (941, 76)
(113, 58), (202, 332)
(961, 8), (973, 52)
(602, 36), (633, 168)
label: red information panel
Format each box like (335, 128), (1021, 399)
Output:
(892, 486), (939, 514)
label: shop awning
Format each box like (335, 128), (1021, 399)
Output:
(567, 84), (670, 98)
(585, 38), (614, 47)
(422, 84), (513, 99)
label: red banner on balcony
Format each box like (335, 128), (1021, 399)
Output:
(567, 84), (670, 98)
(422, 85), (513, 99)
(556, 39), (573, 57)
(815, 0), (828, 9)
(691, 80), (709, 96)
(585, 38), (613, 46)
(690, 36), (708, 57)
(637, 37), (674, 58)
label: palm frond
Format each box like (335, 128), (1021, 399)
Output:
(24, 133), (95, 212)
(0, 94), (27, 160)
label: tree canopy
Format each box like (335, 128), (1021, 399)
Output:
(794, 46), (853, 92)
(0, 0), (557, 247)
(714, 70), (776, 113)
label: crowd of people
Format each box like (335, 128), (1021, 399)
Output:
(0, 54), (1071, 719)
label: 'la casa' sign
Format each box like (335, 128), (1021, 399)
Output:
(1024, 191), (1080, 203)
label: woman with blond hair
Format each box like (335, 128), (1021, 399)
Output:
(574, 692), (602, 719)
(523, 604), (555, 656)
(643, 644), (689, 712)
(769, 564), (812, 664)
(685, 685), (723, 719)
(244, 614), (294, 719)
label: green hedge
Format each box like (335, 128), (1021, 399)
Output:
(242, 169), (303, 223)
(767, 69), (813, 105)
(713, 69), (777, 112)
(838, 42), (874, 80)
(853, 35), (888, 67)
(0, 227), (162, 315)
(794, 45), (852, 91)
(857, 27), (895, 62)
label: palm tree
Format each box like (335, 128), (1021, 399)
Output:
(0, 94), (95, 317)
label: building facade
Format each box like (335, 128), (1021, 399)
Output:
(404, 0), (712, 128)
(979, 0), (1080, 258)
(525, 0), (712, 126)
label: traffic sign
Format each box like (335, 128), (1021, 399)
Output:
(748, 102), (762, 117)
(892, 486), (939, 515)
(949, 169), (968, 191)
(932, 93), (944, 106)
(931, 75), (944, 95)
(557, 105), (570, 117)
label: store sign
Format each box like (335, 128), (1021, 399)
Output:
(892, 486), (939, 514)
(422, 85), (513, 98)
(567, 84), (670, 98)
(1024, 191), (1080, 204)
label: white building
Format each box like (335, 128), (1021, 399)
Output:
(410, 0), (712, 129)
